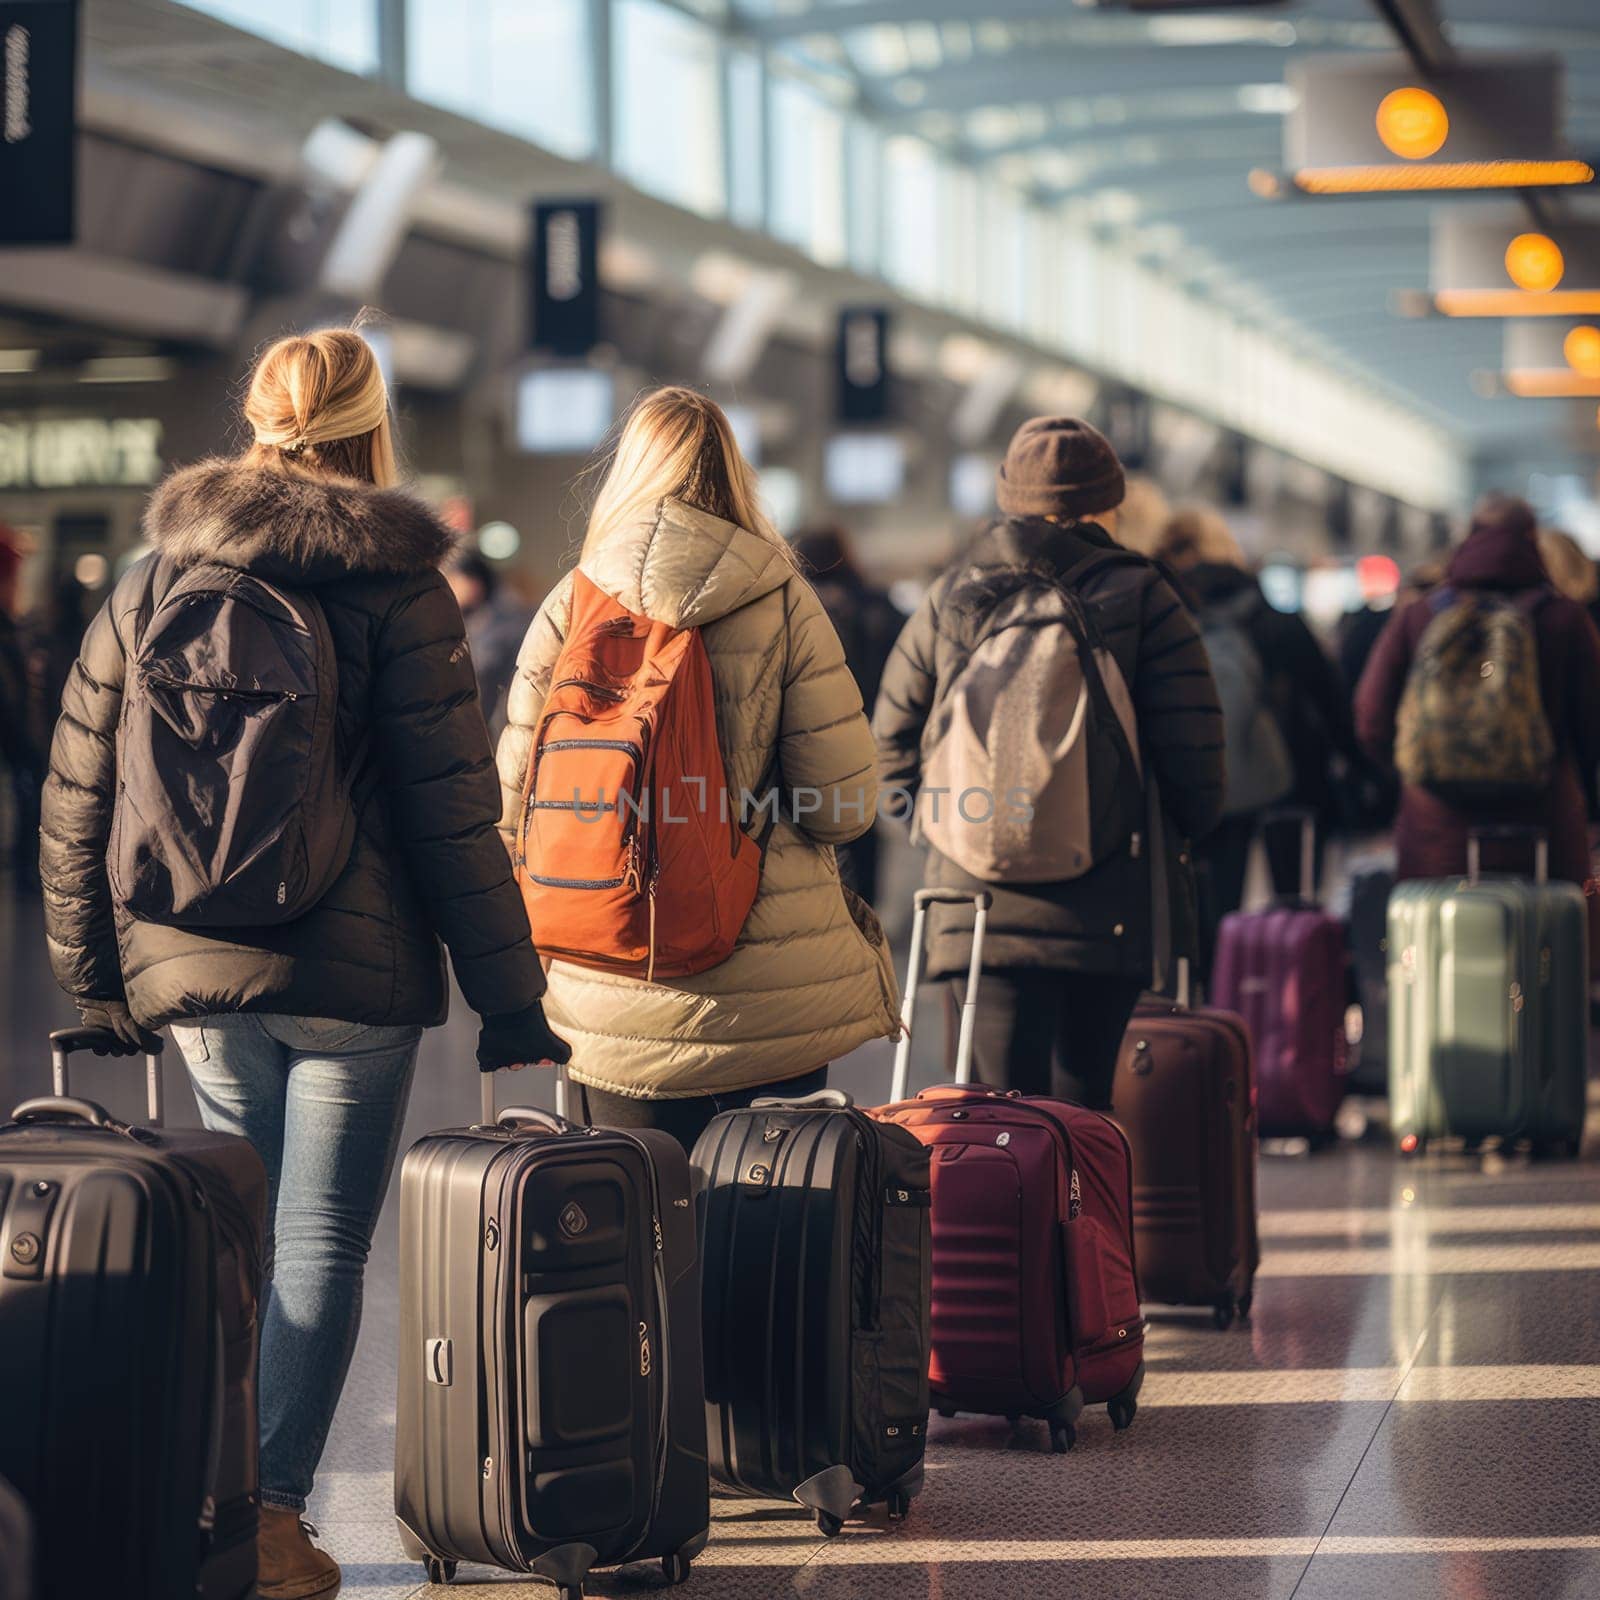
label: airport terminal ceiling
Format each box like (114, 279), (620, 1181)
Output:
(1, 0), (1592, 540)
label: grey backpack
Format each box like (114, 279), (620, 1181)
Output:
(1200, 589), (1293, 818)
(917, 556), (1144, 883)
(110, 563), (361, 926)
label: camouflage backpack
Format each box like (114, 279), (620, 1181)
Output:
(1394, 588), (1554, 800)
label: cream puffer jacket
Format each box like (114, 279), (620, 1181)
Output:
(496, 499), (901, 1097)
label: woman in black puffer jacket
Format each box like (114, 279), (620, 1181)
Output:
(39, 329), (566, 1600)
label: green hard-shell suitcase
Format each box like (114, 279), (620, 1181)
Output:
(1388, 832), (1587, 1154)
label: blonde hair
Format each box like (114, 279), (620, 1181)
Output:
(1156, 505), (1247, 572)
(1537, 527), (1599, 605)
(243, 328), (397, 487)
(583, 386), (792, 564)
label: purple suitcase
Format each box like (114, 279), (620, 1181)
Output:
(1211, 814), (1349, 1138)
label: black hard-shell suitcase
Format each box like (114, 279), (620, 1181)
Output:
(692, 1088), (931, 1534)
(0, 1029), (265, 1600)
(0, 1474), (33, 1600)
(1113, 960), (1260, 1329)
(394, 1070), (708, 1597)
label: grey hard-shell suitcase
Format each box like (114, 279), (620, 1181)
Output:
(0, 1029), (265, 1600)
(394, 1070), (708, 1597)
(1388, 831), (1588, 1154)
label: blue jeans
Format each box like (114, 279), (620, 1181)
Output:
(171, 1014), (421, 1512)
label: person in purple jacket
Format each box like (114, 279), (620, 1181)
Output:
(1355, 493), (1600, 911)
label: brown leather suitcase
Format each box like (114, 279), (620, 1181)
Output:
(1113, 962), (1259, 1329)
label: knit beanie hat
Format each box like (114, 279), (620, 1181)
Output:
(996, 416), (1126, 520)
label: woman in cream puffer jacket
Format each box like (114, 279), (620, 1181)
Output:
(496, 389), (899, 1141)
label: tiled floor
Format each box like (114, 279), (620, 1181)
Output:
(4, 881), (1599, 1600)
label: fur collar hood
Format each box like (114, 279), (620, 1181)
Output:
(144, 458), (455, 586)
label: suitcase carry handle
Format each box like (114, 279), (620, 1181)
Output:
(8, 1096), (139, 1135)
(750, 1088), (854, 1111)
(49, 1026), (164, 1127)
(480, 1061), (573, 1130)
(890, 888), (991, 1101)
(1467, 827), (1548, 886)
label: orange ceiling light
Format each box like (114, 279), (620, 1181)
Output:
(1376, 87), (1450, 160)
(1291, 159), (1594, 195)
(1502, 370), (1600, 398)
(1435, 289), (1600, 317)
(1505, 232), (1566, 292)
(1564, 326), (1600, 377)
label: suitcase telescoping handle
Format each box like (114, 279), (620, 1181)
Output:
(480, 1061), (574, 1131)
(1467, 826), (1548, 886)
(889, 888), (991, 1102)
(1260, 806), (1318, 904)
(44, 1025), (164, 1127)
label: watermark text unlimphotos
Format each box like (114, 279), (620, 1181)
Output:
(552, 783), (1035, 825)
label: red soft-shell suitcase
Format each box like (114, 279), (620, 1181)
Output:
(1211, 812), (1348, 1138)
(871, 889), (1145, 1452)
(1113, 960), (1260, 1328)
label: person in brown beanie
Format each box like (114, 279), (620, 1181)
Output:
(874, 416), (1225, 1106)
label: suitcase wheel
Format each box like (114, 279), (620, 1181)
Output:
(1212, 1297), (1236, 1332)
(937, 1406), (958, 1419)
(1237, 1288), (1254, 1321)
(1107, 1394), (1138, 1432)
(885, 1491), (911, 1523)
(423, 1557), (456, 1585)
(817, 1511), (845, 1538)
(1050, 1421), (1076, 1454)
(661, 1554), (692, 1586)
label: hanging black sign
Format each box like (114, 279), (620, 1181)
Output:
(530, 200), (601, 357)
(835, 307), (891, 423)
(0, 0), (76, 245)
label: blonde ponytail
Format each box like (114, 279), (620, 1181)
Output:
(243, 328), (397, 487)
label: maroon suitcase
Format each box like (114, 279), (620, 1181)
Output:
(1113, 960), (1260, 1328)
(1211, 814), (1348, 1137)
(871, 889), (1145, 1453)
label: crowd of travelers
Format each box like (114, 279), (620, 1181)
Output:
(8, 326), (1600, 1597)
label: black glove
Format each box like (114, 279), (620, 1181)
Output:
(77, 999), (164, 1056)
(477, 1002), (572, 1072)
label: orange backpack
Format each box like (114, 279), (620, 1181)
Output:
(515, 571), (764, 980)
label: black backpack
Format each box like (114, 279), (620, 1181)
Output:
(110, 564), (362, 926)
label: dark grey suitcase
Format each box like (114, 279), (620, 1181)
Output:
(394, 1070), (708, 1597)
(692, 1089), (931, 1534)
(0, 1029), (265, 1600)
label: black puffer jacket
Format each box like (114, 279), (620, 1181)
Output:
(40, 459), (545, 1030)
(874, 517), (1226, 980)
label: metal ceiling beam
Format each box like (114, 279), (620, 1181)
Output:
(869, 46), (1305, 118)
(1366, 0), (1455, 74)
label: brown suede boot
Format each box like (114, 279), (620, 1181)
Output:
(258, 1507), (341, 1600)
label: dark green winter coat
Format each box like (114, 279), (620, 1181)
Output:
(874, 517), (1226, 982)
(40, 458), (545, 1029)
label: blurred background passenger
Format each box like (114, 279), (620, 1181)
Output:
(0, 524), (43, 891)
(1155, 505), (1363, 938)
(1537, 527), (1600, 815)
(444, 548), (535, 738)
(1108, 472), (1171, 560)
(790, 524), (904, 905)
(1355, 493), (1600, 898)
